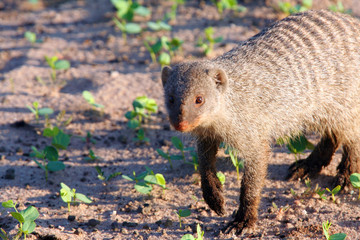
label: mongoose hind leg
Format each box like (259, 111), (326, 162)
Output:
(335, 143), (360, 190)
(287, 133), (339, 180)
(223, 143), (270, 235)
(198, 137), (225, 216)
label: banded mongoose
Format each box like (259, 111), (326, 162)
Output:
(161, 10), (360, 234)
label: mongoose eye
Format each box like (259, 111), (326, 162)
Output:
(195, 96), (204, 105)
(169, 95), (175, 104)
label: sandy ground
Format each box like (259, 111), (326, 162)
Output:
(0, 0), (360, 239)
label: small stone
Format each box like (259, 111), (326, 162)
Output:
(74, 228), (85, 235)
(111, 221), (120, 231)
(4, 168), (15, 179)
(133, 230), (139, 236)
(88, 219), (100, 227)
(67, 215), (76, 221)
(122, 221), (138, 228)
(164, 219), (173, 228)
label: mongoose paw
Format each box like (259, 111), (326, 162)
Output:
(286, 159), (319, 180)
(203, 188), (225, 216)
(222, 219), (255, 235)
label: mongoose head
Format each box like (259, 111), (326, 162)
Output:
(161, 62), (228, 132)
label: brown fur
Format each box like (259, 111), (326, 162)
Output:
(161, 10), (360, 234)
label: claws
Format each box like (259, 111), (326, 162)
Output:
(222, 219), (255, 235)
(286, 159), (321, 181)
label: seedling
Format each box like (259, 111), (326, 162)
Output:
(122, 167), (166, 194)
(45, 55), (70, 84)
(278, 0), (312, 16)
(326, 185), (341, 203)
(95, 166), (122, 185)
(277, 134), (314, 162)
(84, 149), (101, 162)
(168, 0), (185, 20)
(217, 171), (226, 185)
(181, 223), (204, 240)
(125, 96), (158, 129)
(111, 0), (150, 43)
(171, 136), (186, 161)
(1, 200), (39, 240)
(210, 0), (246, 16)
(60, 183), (92, 213)
(147, 20), (171, 31)
(82, 131), (97, 147)
(24, 31), (37, 44)
(133, 128), (150, 143)
(196, 27), (223, 56)
(27, 101), (54, 122)
(350, 173), (360, 200)
(82, 90), (104, 112)
(55, 110), (72, 128)
(156, 149), (173, 169)
(329, 1), (351, 14)
(322, 220), (347, 240)
(176, 208), (191, 229)
(220, 143), (243, 181)
(144, 36), (183, 66)
(316, 187), (327, 200)
(31, 126), (70, 180)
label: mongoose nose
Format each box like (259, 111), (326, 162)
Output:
(174, 121), (189, 132)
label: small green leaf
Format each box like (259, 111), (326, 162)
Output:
(107, 171), (122, 181)
(26, 105), (36, 114)
(350, 173), (360, 188)
(329, 233), (347, 240)
(122, 175), (135, 181)
(47, 161), (65, 172)
(38, 108), (54, 116)
(134, 5), (150, 16)
(158, 52), (171, 66)
(178, 209), (191, 217)
(155, 173), (166, 188)
(134, 182), (152, 194)
(287, 135), (308, 154)
(170, 155), (184, 160)
(11, 212), (24, 223)
(217, 171), (226, 185)
(60, 183), (73, 203)
(22, 221), (36, 234)
(21, 206), (39, 222)
(43, 127), (59, 137)
(24, 31), (36, 43)
(52, 130), (70, 150)
(82, 91), (95, 104)
(124, 23), (142, 34)
(171, 136), (184, 150)
(128, 119), (140, 129)
(75, 193), (92, 203)
(125, 111), (136, 120)
(144, 175), (157, 185)
(181, 235), (195, 240)
(44, 146), (58, 161)
(2, 200), (15, 208)
(332, 185), (341, 195)
(156, 149), (169, 159)
(54, 60), (70, 70)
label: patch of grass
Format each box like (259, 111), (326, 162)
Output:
(60, 182), (92, 213)
(1, 200), (39, 240)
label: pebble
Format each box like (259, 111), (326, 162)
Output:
(88, 219), (100, 227)
(4, 168), (15, 179)
(67, 215), (76, 221)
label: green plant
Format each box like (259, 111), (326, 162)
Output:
(122, 166), (166, 194)
(278, 0), (312, 16)
(133, 128), (150, 143)
(60, 183), (92, 213)
(30, 126), (70, 180)
(147, 20), (171, 31)
(181, 223), (204, 240)
(111, 0), (150, 43)
(326, 185), (341, 203)
(217, 171), (226, 185)
(82, 131), (97, 146)
(82, 90), (105, 111)
(220, 143), (243, 181)
(1, 200), (39, 240)
(156, 149), (174, 169)
(322, 220), (347, 240)
(27, 101), (54, 122)
(210, 0), (246, 16)
(95, 166), (122, 185)
(144, 36), (183, 66)
(350, 173), (360, 200)
(329, 1), (351, 14)
(84, 149), (100, 162)
(315, 186), (327, 200)
(277, 134), (314, 162)
(24, 31), (37, 44)
(176, 208), (191, 229)
(168, 0), (185, 20)
(196, 27), (223, 56)
(125, 96), (158, 129)
(45, 56), (70, 84)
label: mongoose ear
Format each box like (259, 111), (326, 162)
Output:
(212, 69), (228, 92)
(161, 66), (172, 86)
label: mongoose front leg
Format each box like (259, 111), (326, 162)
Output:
(223, 144), (270, 235)
(335, 144), (360, 189)
(197, 137), (225, 216)
(287, 133), (339, 180)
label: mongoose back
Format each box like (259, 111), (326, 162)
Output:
(161, 10), (360, 234)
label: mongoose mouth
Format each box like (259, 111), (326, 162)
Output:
(174, 121), (191, 132)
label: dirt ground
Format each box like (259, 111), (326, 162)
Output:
(1, 0), (360, 239)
